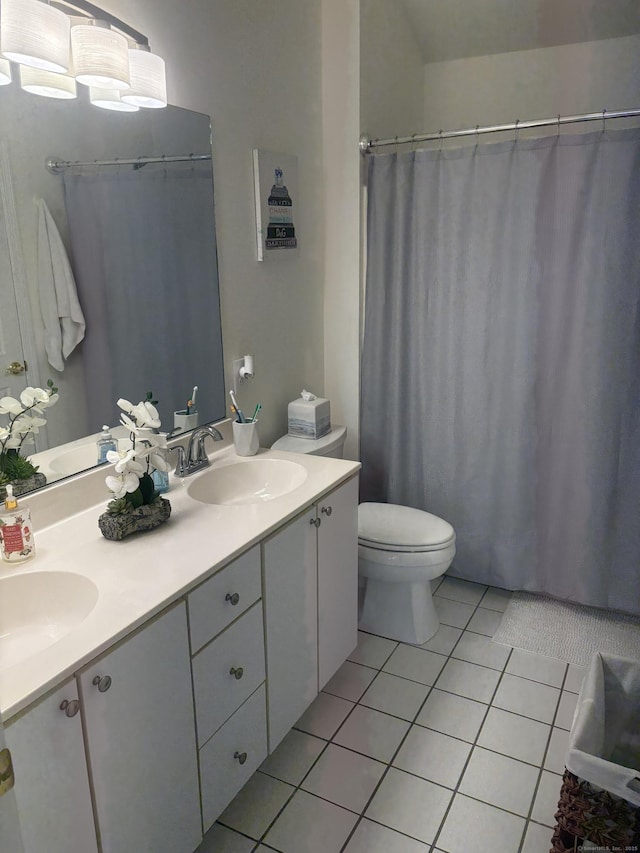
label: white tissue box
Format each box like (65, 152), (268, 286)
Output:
(288, 396), (331, 439)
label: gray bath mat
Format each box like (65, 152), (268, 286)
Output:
(493, 592), (640, 667)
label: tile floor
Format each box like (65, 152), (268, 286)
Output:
(198, 576), (587, 853)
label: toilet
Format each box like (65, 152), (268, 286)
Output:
(271, 425), (347, 458)
(358, 503), (455, 644)
(271, 427), (455, 645)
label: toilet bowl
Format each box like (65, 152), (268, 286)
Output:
(358, 502), (456, 645)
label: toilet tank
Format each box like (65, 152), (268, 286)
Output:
(271, 425), (346, 458)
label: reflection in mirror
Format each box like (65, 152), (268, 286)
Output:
(0, 83), (226, 491)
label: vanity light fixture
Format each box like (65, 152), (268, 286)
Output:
(20, 65), (77, 99)
(121, 44), (167, 109)
(0, 0), (70, 73)
(89, 86), (139, 111)
(70, 19), (129, 90)
(0, 0), (167, 110)
(0, 58), (12, 85)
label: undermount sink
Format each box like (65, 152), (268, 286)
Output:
(0, 571), (99, 671)
(187, 458), (308, 506)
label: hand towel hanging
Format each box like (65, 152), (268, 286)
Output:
(36, 197), (86, 372)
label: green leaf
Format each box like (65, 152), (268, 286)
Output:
(139, 472), (156, 504)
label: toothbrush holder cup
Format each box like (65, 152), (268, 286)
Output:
(232, 420), (259, 457)
(174, 410), (199, 432)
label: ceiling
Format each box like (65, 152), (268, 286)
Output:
(399, 0), (640, 63)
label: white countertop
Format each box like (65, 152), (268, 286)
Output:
(0, 432), (360, 720)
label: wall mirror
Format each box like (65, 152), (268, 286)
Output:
(0, 82), (226, 491)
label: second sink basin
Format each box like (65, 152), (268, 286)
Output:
(188, 458), (308, 506)
(0, 570), (99, 671)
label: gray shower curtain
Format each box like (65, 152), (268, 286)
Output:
(361, 127), (640, 615)
(62, 162), (224, 431)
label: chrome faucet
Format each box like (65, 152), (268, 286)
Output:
(171, 425), (224, 477)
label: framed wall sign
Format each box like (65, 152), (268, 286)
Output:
(253, 149), (299, 261)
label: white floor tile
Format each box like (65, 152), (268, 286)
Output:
(260, 729), (326, 786)
(435, 658), (501, 703)
(492, 674), (560, 724)
(294, 692), (354, 739)
(365, 767), (453, 845)
(263, 790), (358, 853)
(477, 707), (550, 766)
(564, 663), (587, 694)
(218, 771), (295, 840)
(418, 623), (463, 656)
(333, 704), (410, 763)
(196, 823), (255, 853)
(506, 649), (567, 688)
(344, 819), (431, 852)
(383, 644), (447, 685)
(348, 632), (398, 669)
(301, 744), (386, 813)
(466, 608), (503, 637)
(359, 671), (430, 721)
(531, 770), (563, 827)
(452, 632), (511, 670)
(436, 793), (526, 853)
(458, 748), (539, 816)
(554, 690), (579, 730)
(434, 596), (476, 629)
(479, 587), (512, 612)
(416, 689), (487, 743)
(393, 725), (472, 789)
(544, 727), (570, 775)
(322, 661), (378, 702)
(436, 577), (488, 605)
(521, 820), (555, 853)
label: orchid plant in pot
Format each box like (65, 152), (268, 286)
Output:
(0, 380), (58, 497)
(98, 393), (172, 541)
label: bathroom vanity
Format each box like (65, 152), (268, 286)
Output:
(0, 425), (360, 853)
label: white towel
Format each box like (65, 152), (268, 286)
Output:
(37, 198), (86, 372)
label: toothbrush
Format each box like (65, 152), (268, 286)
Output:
(251, 403), (261, 423)
(190, 385), (198, 412)
(229, 390), (246, 422)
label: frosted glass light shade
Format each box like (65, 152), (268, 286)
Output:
(121, 48), (167, 108)
(71, 23), (129, 90)
(0, 59), (12, 86)
(89, 87), (139, 112)
(20, 65), (77, 99)
(1, 0), (70, 73)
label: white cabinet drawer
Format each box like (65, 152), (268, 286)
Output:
(199, 684), (267, 832)
(188, 545), (261, 653)
(192, 601), (265, 746)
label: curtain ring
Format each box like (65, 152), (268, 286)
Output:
(411, 133), (417, 153)
(438, 129), (443, 152)
(556, 114), (561, 137)
(394, 135), (399, 156)
(602, 108), (607, 134)
(475, 124), (480, 149)
(514, 119), (520, 143)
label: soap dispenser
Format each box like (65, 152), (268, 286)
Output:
(0, 485), (35, 563)
(97, 425), (117, 464)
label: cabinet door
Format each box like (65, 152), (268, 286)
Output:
(263, 506), (318, 751)
(317, 476), (359, 688)
(5, 679), (97, 853)
(78, 602), (201, 853)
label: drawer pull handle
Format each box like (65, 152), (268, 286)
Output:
(225, 592), (240, 606)
(92, 675), (112, 693)
(60, 699), (80, 717)
(310, 517), (321, 528)
(321, 506), (333, 516)
(229, 666), (244, 680)
(234, 751), (248, 765)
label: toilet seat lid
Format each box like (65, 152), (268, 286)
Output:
(358, 502), (455, 551)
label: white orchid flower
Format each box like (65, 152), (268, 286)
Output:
(106, 472), (140, 499)
(20, 387), (50, 408)
(0, 396), (23, 415)
(148, 450), (170, 472)
(132, 401), (161, 429)
(117, 398), (135, 414)
(106, 448), (145, 475)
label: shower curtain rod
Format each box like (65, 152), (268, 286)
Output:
(46, 153), (212, 173)
(359, 107), (640, 153)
